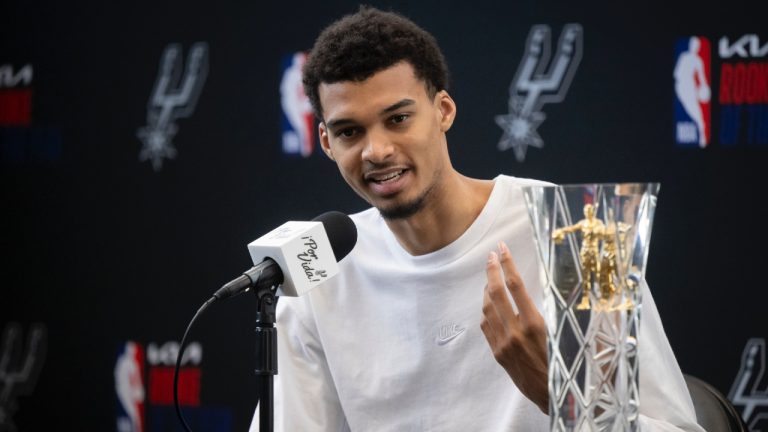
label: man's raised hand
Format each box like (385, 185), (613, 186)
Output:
(480, 241), (549, 413)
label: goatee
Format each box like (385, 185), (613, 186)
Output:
(378, 180), (436, 220)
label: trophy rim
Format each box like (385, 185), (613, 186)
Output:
(522, 182), (661, 194)
(547, 182), (659, 187)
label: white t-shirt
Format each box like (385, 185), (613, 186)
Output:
(251, 175), (703, 431)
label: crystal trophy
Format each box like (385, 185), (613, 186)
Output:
(522, 183), (660, 431)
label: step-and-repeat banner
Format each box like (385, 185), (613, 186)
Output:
(2, 1), (766, 430)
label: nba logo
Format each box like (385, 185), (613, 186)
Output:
(674, 36), (712, 147)
(280, 52), (315, 157)
(115, 342), (145, 432)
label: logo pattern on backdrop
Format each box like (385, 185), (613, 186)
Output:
(115, 341), (146, 432)
(496, 24), (583, 162)
(0, 64), (33, 127)
(115, 340), (232, 432)
(0, 64), (62, 164)
(674, 37), (712, 147)
(137, 43), (209, 172)
(0, 323), (47, 432)
(729, 338), (768, 431)
(280, 52), (315, 157)
(718, 34), (768, 147)
(675, 34), (767, 148)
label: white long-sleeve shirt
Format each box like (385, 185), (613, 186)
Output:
(251, 175), (703, 431)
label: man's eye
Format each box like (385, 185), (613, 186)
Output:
(391, 114), (409, 124)
(337, 128), (358, 138)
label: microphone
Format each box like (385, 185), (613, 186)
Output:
(213, 211), (357, 300)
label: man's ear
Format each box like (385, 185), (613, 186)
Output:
(319, 122), (335, 161)
(436, 90), (456, 132)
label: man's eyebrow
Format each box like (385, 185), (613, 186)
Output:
(380, 99), (415, 115)
(325, 118), (356, 130)
(325, 99), (416, 130)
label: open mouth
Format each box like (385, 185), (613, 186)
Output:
(370, 170), (404, 183)
(367, 169), (408, 184)
(365, 168), (411, 197)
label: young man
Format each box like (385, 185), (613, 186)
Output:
(252, 7), (702, 431)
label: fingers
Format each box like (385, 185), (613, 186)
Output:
(497, 241), (538, 319)
(481, 281), (505, 343)
(480, 242), (550, 414)
(485, 251), (519, 327)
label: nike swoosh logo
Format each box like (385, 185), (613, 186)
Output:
(437, 326), (466, 345)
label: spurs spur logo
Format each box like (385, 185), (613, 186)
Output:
(496, 24), (583, 162)
(0, 323), (46, 431)
(729, 338), (768, 430)
(137, 42), (209, 172)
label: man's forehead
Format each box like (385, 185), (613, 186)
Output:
(318, 62), (430, 120)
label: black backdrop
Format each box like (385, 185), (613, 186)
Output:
(2, 1), (766, 430)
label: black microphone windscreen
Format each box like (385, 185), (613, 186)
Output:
(312, 211), (357, 261)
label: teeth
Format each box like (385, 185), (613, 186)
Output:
(372, 170), (403, 182)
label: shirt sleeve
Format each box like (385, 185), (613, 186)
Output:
(637, 280), (705, 431)
(249, 297), (350, 432)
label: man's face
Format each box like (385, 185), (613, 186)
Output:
(318, 62), (456, 219)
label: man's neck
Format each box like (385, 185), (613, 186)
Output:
(384, 171), (494, 256)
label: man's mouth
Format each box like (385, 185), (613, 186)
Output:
(366, 169), (408, 184)
(365, 168), (411, 197)
(370, 170), (404, 183)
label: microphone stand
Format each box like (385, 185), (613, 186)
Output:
(254, 283), (278, 432)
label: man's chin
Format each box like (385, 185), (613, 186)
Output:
(377, 196), (426, 220)
(372, 173), (438, 220)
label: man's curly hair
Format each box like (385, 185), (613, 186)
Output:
(303, 6), (450, 119)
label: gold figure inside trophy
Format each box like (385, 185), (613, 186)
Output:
(552, 204), (632, 311)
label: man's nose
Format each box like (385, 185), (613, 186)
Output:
(361, 129), (394, 163)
